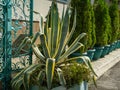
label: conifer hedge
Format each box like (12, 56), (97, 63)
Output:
(109, 0), (119, 42)
(70, 0), (96, 52)
(94, 0), (111, 46)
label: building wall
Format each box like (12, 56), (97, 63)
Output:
(33, 0), (66, 21)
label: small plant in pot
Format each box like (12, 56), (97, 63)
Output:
(93, 0), (111, 60)
(11, 1), (97, 90)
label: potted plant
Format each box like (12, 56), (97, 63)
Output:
(87, 6), (96, 60)
(11, 1), (97, 90)
(70, 0), (96, 60)
(93, 0), (111, 59)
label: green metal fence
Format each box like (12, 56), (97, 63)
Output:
(0, 0), (33, 89)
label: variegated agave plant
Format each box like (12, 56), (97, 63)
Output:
(11, 1), (97, 90)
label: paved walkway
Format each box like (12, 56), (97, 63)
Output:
(89, 61), (120, 90)
(89, 49), (120, 90)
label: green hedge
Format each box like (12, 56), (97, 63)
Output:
(70, 0), (96, 52)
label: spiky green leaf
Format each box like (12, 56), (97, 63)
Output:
(11, 69), (26, 88)
(55, 6), (71, 61)
(56, 68), (66, 86)
(40, 34), (50, 58)
(93, 75), (97, 87)
(61, 5), (65, 23)
(47, 28), (52, 53)
(37, 71), (45, 85)
(31, 32), (41, 45)
(23, 64), (41, 90)
(59, 42), (83, 63)
(50, 1), (59, 57)
(13, 77), (23, 90)
(66, 9), (77, 44)
(32, 44), (45, 62)
(15, 37), (30, 56)
(46, 58), (55, 89)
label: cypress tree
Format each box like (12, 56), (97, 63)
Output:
(94, 0), (111, 46)
(70, 0), (96, 52)
(109, 0), (119, 43)
(90, 6), (96, 48)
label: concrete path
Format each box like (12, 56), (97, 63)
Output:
(89, 49), (120, 90)
(89, 61), (120, 90)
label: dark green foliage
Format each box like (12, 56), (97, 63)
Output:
(70, 0), (96, 52)
(91, 6), (96, 48)
(94, 0), (111, 46)
(109, 0), (119, 42)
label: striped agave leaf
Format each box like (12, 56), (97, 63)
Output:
(54, 5), (71, 61)
(23, 64), (41, 90)
(11, 64), (40, 89)
(37, 70), (45, 85)
(46, 58), (55, 89)
(58, 33), (86, 62)
(13, 77), (23, 90)
(50, 1), (59, 57)
(56, 68), (66, 86)
(32, 44), (45, 62)
(40, 34), (50, 58)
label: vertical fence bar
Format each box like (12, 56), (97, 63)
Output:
(29, 0), (33, 65)
(2, 0), (12, 90)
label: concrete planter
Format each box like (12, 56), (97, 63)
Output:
(52, 81), (88, 90)
(87, 49), (96, 60)
(108, 43), (115, 53)
(70, 52), (87, 63)
(113, 41), (118, 50)
(93, 47), (104, 60)
(101, 45), (110, 57)
(118, 40), (120, 48)
(116, 40), (120, 49)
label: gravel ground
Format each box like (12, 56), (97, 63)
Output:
(89, 61), (120, 90)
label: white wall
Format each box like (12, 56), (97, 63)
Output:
(33, 0), (67, 21)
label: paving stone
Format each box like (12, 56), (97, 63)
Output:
(89, 54), (120, 90)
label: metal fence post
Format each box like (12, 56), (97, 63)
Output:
(29, 0), (33, 65)
(2, 0), (12, 89)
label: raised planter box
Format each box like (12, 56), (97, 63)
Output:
(101, 45), (110, 57)
(93, 47), (104, 60)
(52, 81), (88, 90)
(70, 52), (87, 63)
(87, 49), (95, 60)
